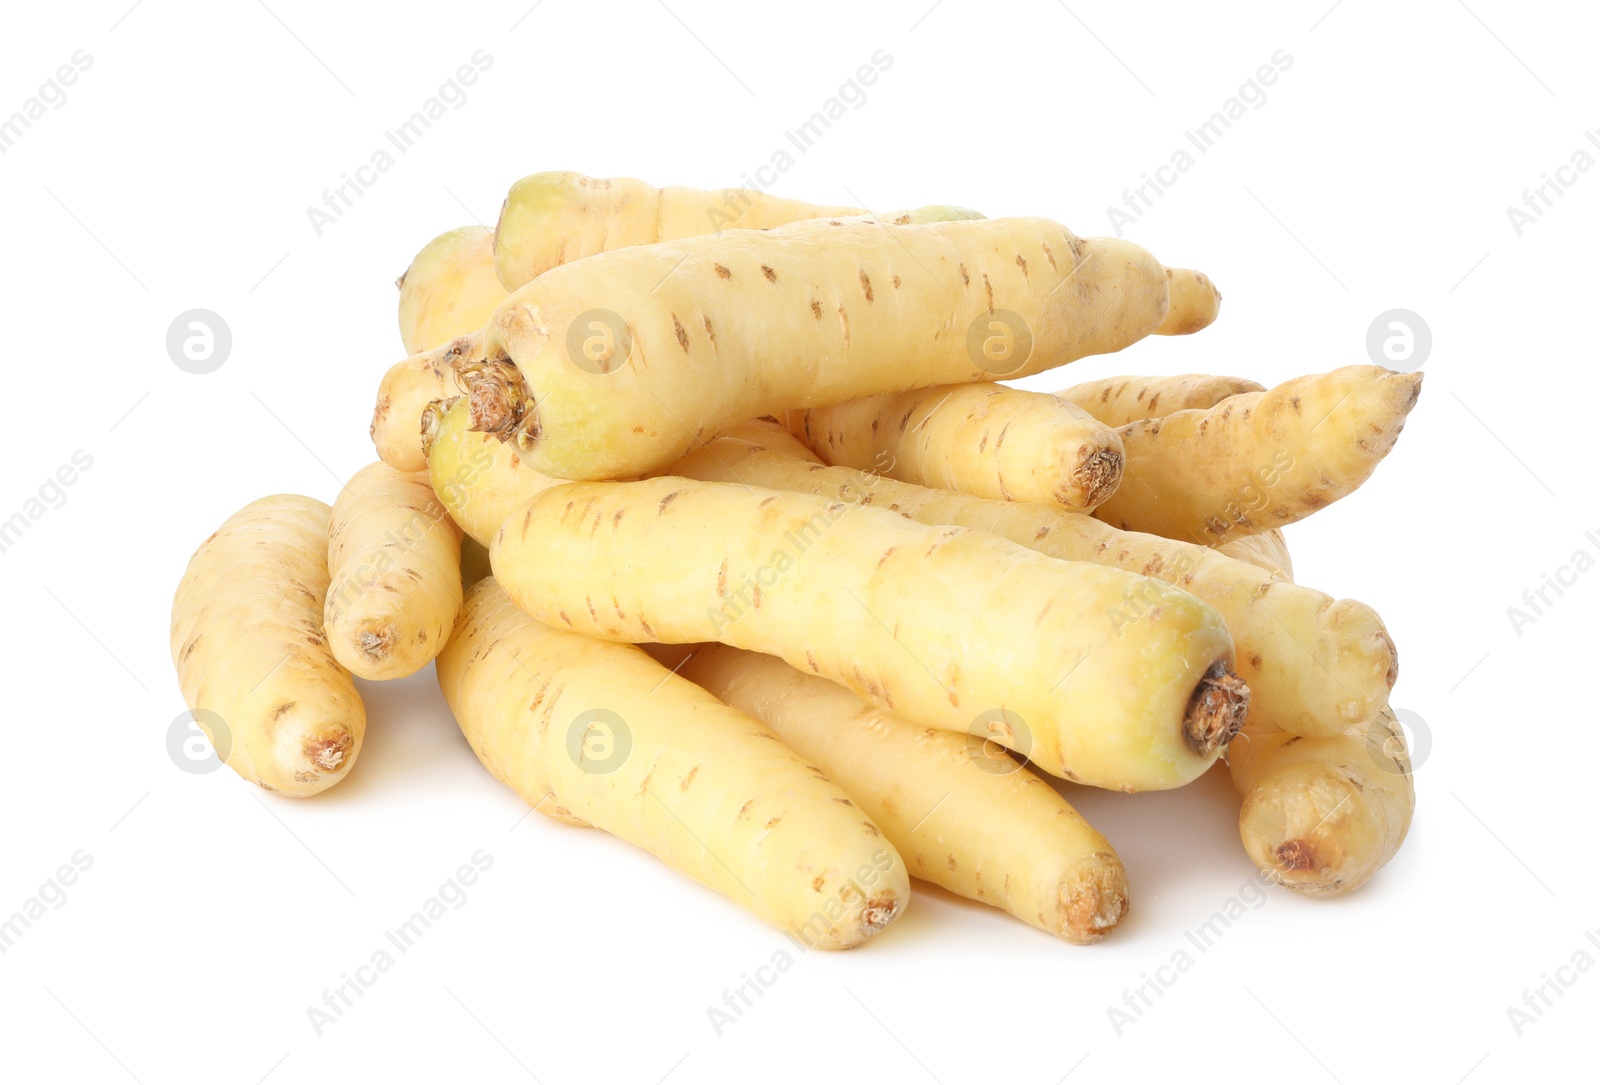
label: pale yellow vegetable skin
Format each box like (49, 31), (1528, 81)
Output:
(490, 476), (1246, 790)
(1216, 529), (1294, 582)
(438, 579), (910, 948)
(467, 215), (1172, 480)
(493, 170), (862, 292)
(667, 422), (1392, 738)
(793, 384), (1123, 511)
(1093, 366), (1424, 545)
(370, 332), (484, 473)
(682, 646), (1129, 943)
(423, 397), (564, 546)
(1058, 373), (1266, 427)
(397, 226), (508, 355)
(1229, 708), (1415, 897)
(325, 463), (462, 680)
(170, 496), (365, 796)
(1155, 268), (1223, 335)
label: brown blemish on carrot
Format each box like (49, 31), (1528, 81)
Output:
(765, 817), (782, 830)
(1276, 840), (1318, 872)
(1182, 662), (1250, 755)
(958, 263), (969, 286)
(1015, 254), (1027, 277)
(658, 491), (681, 514)
(672, 315), (689, 352)
(859, 270), (873, 301)
(303, 732), (352, 772)
(714, 263), (731, 279)
(761, 265), (777, 283)
(680, 766), (698, 790)
(810, 300), (822, 319)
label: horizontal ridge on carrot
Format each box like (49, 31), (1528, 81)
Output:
(793, 383), (1125, 511)
(463, 214), (1174, 479)
(489, 475), (1247, 790)
(667, 421), (1393, 737)
(493, 170), (864, 292)
(681, 645), (1130, 943)
(1092, 365), (1424, 545)
(171, 495), (365, 796)
(397, 225), (508, 355)
(438, 578), (910, 948)
(1058, 373), (1265, 427)
(325, 462), (462, 681)
(371, 332), (484, 473)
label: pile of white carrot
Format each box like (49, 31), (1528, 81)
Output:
(171, 171), (1418, 948)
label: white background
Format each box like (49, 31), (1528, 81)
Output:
(2, 1), (1594, 1082)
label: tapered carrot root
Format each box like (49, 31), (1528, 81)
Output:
(1229, 708), (1415, 897)
(466, 215), (1172, 480)
(438, 579), (910, 948)
(325, 463), (462, 680)
(371, 332), (485, 472)
(1058, 373), (1265, 427)
(1216, 529), (1293, 581)
(793, 384), (1124, 511)
(681, 646), (1129, 943)
(667, 422), (1393, 737)
(171, 496), (365, 796)
(423, 398), (564, 546)
(493, 170), (862, 292)
(1093, 366), (1424, 546)
(489, 476), (1244, 790)
(1155, 268), (1223, 335)
(397, 226), (508, 355)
